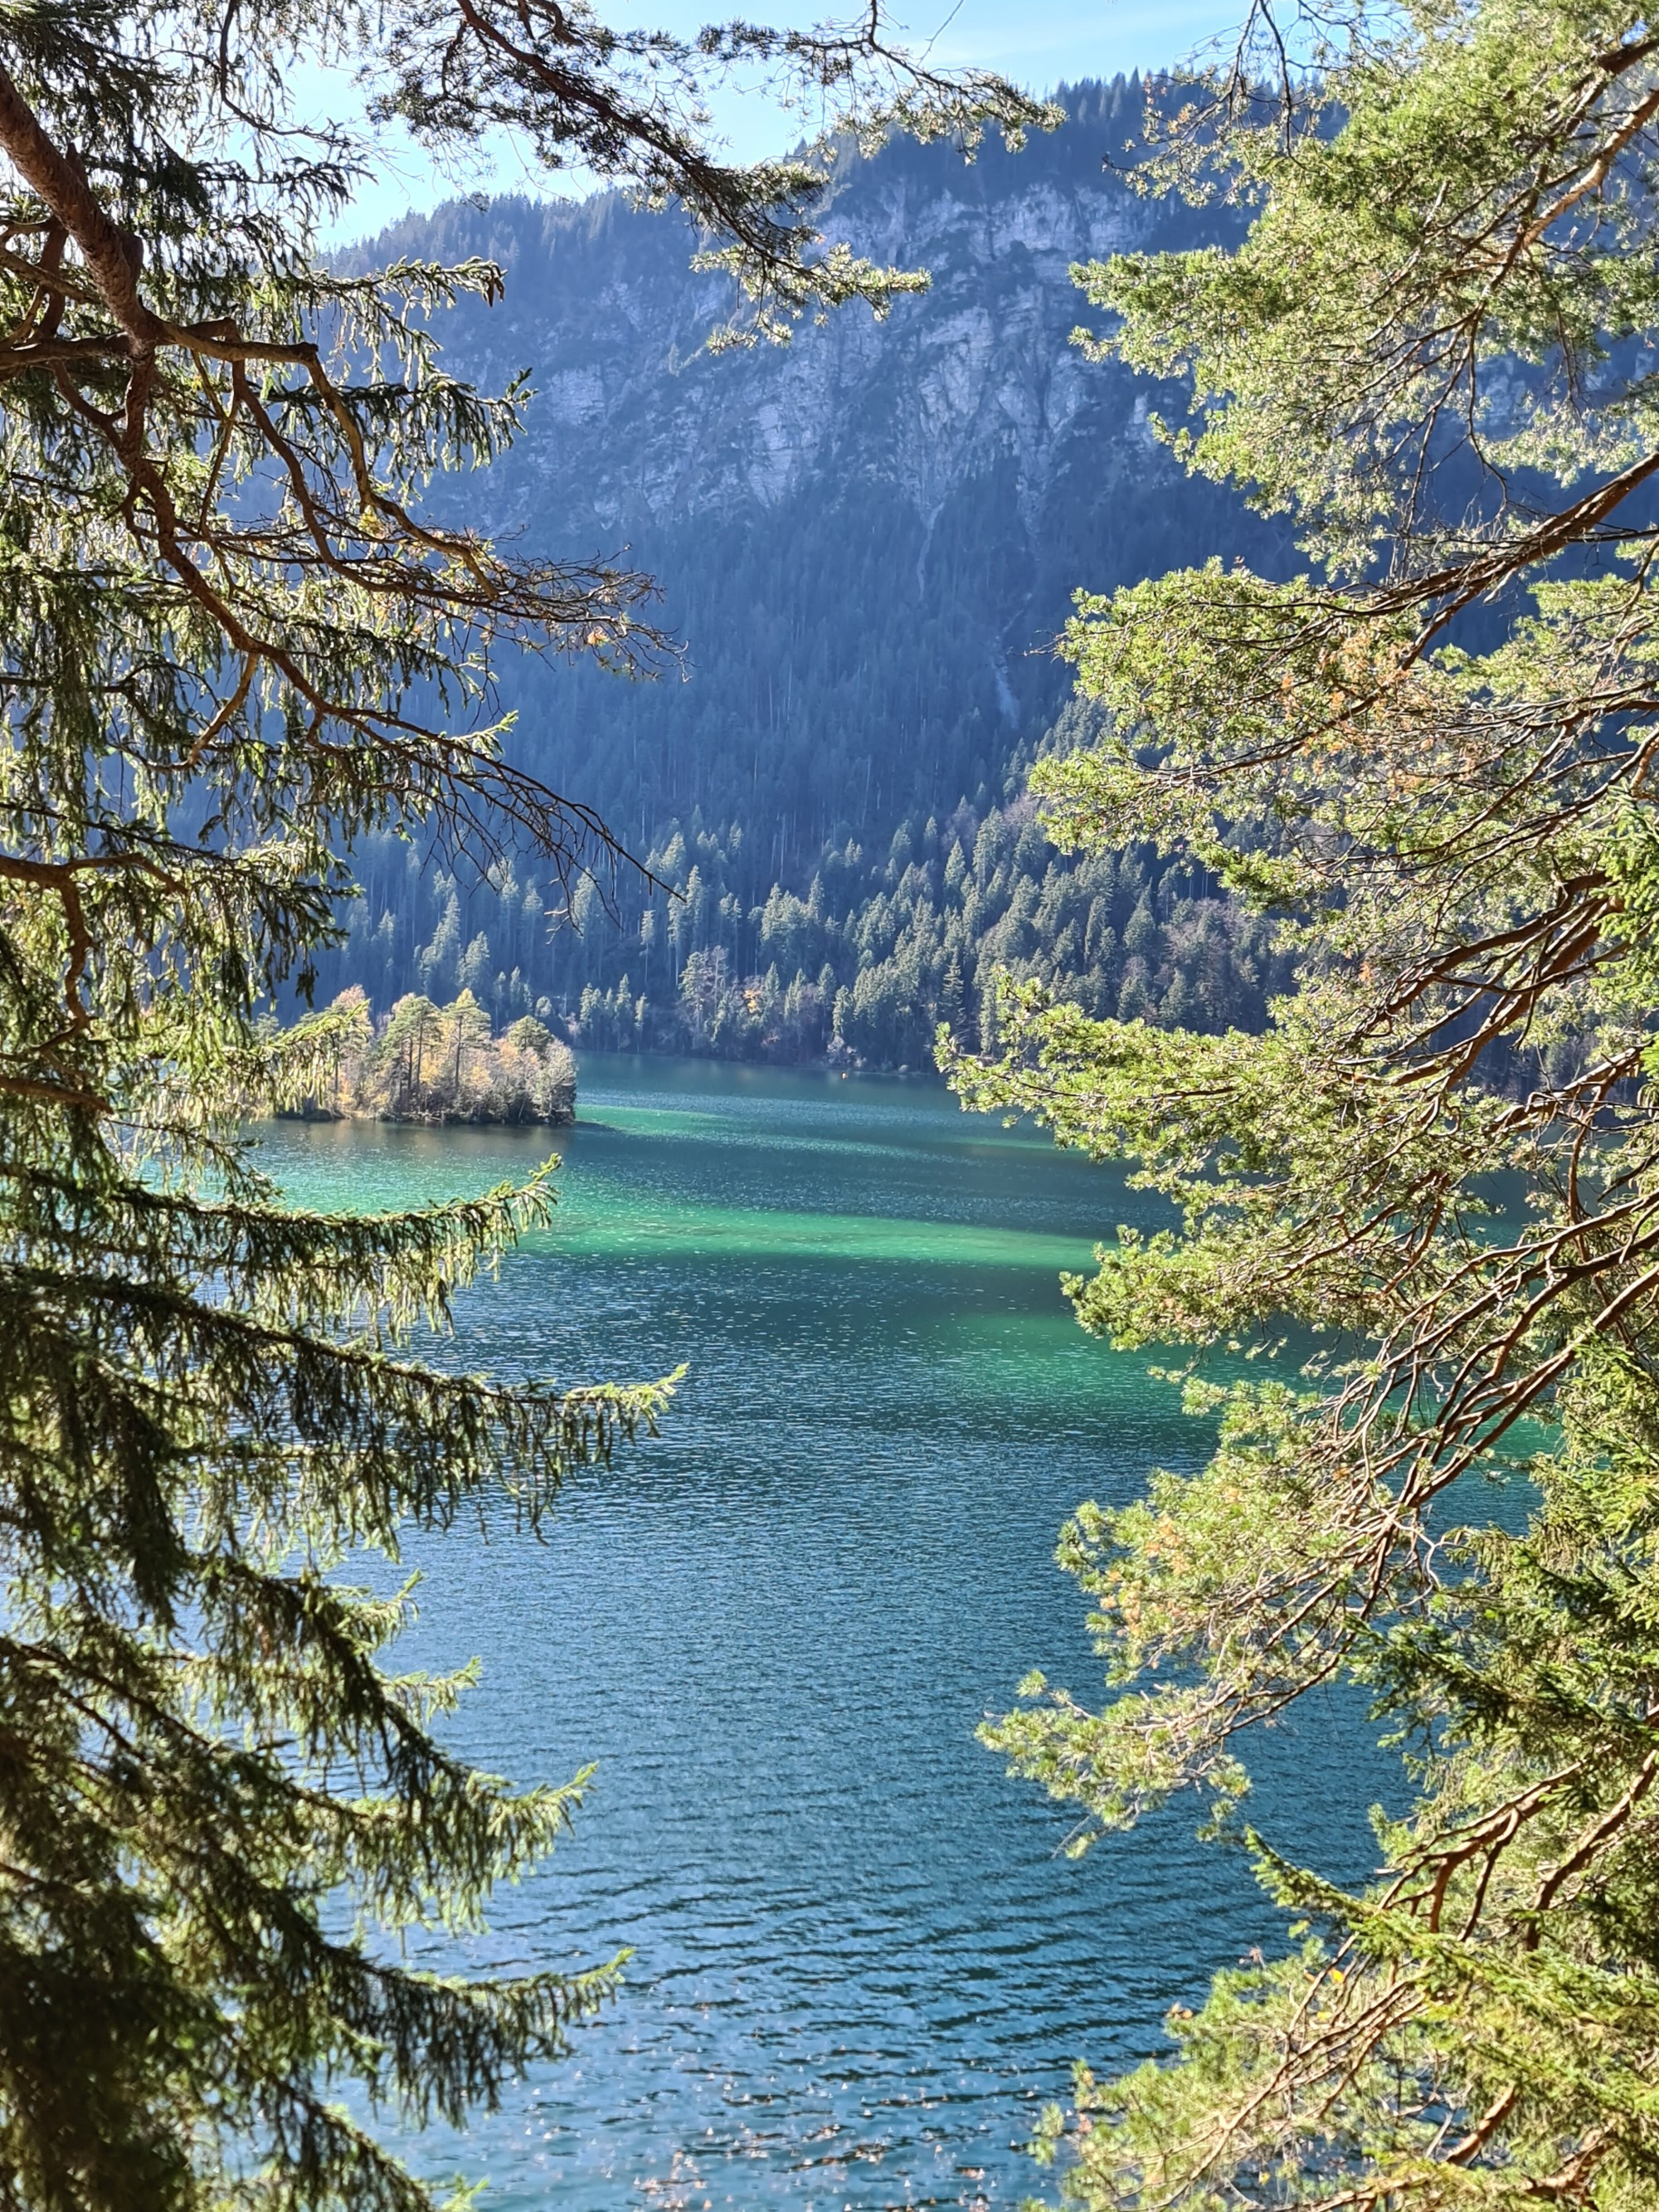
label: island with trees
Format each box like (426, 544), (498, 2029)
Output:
(281, 987), (577, 1124)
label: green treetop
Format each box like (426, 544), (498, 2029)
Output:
(0, 0), (1047, 2204)
(944, 4), (1659, 2205)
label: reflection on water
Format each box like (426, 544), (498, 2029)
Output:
(258, 1055), (1397, 2210)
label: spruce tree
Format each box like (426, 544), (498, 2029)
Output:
(946, 4), (1659, 2203)
(0, 0), (1046, 2202)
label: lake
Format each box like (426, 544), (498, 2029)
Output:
(258, 1055), (1394, 2211)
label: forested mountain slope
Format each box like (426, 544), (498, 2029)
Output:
(314, 80), (1287, 1061)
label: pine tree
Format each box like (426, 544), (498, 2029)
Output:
(0, 0), (1047, 2202)
(946, 4), (1659, 2203)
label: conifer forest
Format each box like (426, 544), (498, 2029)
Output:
(10, 2), (1659, 2210)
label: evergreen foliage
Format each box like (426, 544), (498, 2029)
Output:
(0, 0), (1042, 2202)
(319, 708), (1291, 1068)
(945, 4), (1659, 2205)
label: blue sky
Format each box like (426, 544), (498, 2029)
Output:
(309, 0), (1245, 241)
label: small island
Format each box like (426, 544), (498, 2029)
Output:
(282, 985), (576, 1126)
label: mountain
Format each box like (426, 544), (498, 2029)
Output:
(311, 80), (1289, 1063)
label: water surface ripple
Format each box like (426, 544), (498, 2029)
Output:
(260, 1057), (1394, 2211)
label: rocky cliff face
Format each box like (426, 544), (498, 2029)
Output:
(370, 78), (1227, 561)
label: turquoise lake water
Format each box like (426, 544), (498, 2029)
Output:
(256, 1055), (1395, 2211)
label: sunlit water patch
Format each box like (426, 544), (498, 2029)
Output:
(256, 1056), (1399, 2210)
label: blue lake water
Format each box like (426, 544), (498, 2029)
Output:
(258, 1055), (1396, 2210)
